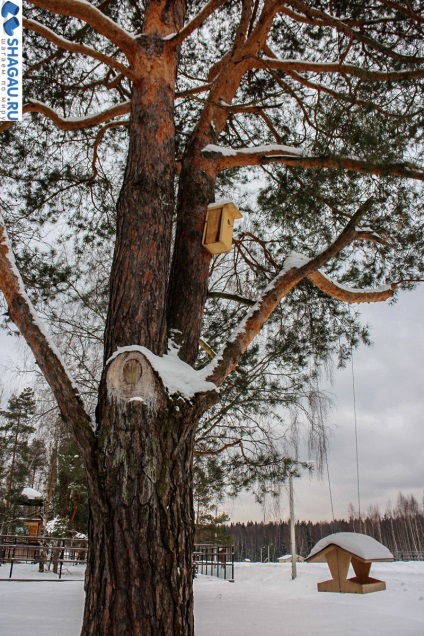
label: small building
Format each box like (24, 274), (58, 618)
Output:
(278, 554), (305, 563)
(5, 487), (44, 537)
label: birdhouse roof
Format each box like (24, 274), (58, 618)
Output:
(207, 200), (242, 219)
(307, 532), (393, 563)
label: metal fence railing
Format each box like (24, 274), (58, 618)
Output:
(1, 536), (235, 582)
(193, 544), (234, 581)
(0, 534), (88, 580)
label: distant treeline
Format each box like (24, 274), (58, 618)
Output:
(224, 492), (424, 562)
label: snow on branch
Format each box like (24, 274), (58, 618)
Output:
(24, 18), (135, 79)
(202, 142), (303, 162)
(306, 271), (395, 303)
(0, 100), (130, 133)
(0, 215), (95, 458)
(203, 201), (394, 386)
(201, 143), (424, 181)
(255, 56), (424, 82)
(26, 0), (137, 62)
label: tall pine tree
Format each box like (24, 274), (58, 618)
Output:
(0, 388), (37, 521)
(0, 1), (423, 632)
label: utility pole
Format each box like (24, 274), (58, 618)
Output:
(289, 472), (297, 580)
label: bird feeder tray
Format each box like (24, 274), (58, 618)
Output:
(202, 201), (242, 255)
(306, 532), (393, 594)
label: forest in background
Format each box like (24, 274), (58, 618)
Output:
(198, 492), (424, 561)
(0, 387), (88, 535)
(1, 386), (423, 564)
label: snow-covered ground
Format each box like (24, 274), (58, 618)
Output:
(0, 562), (423, 635)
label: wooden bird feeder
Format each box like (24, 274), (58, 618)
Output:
(202, 200), (242, 255)
(306, 532), (393, 594)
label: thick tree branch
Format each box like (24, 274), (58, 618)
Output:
(201, 143), (424, 181)
(306, 271), (395, 303)
(24, 18), (135, 78)
(259, 155), (424, 181)
(0, 216), (95, 463)
(0, 100), (130, 133)
(202, 142), (302, 162)
(255, 56), (424, 82)
(196, 0), (283, 137)
(233, 0), (253, 53)
(204, 201), (394, 386)
(26, 0), (137, 61)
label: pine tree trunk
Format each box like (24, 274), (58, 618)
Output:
(80, 5), (221, 630)
(82, 351), (203, 635)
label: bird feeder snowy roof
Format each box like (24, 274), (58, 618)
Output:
(18, 487), (44, 506)
(307, 532), (393, 563)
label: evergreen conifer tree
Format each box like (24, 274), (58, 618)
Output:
(0, 388), (37, 522)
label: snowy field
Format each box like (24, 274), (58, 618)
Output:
(0, 562), (423, 635)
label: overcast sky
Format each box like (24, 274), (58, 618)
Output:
(226, 286), (424, 524)
(1, 285), (423, 525)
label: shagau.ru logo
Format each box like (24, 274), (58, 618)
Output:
(1, 0), (22, 122)
(2, 1), (20, 36)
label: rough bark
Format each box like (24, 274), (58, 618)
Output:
(167, 145), (216, 365)
(104, 50), (178, 359)
(84, 3), (213, 632)
(83, 351), (207, 636)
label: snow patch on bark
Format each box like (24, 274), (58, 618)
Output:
(107, 345), (218, 399)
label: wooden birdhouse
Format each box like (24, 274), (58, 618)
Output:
(202, 200), (242, 255)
